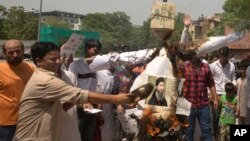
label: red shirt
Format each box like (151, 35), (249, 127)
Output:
(184, 62), (215, 108)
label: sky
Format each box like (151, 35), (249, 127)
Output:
(1, 0), (226, 25)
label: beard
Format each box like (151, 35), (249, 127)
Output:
(7, 57), (23, 65)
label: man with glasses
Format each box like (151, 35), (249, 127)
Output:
(0, 39), (35, 141)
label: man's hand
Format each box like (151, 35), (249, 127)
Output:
(66, 54), (73, 66)
(85, 56), (96, 64)
(213, 99), (219, 110)
(146, 48), (160, 63)
(82, 103), (94, 109)
(114, 93), (136, 105)
(183, 15), (192, 27)
(61, 53), (73, 68)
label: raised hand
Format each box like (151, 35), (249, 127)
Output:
(183, 15), (192, 27)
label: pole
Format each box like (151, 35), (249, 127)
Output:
(38, 0), (43, 41)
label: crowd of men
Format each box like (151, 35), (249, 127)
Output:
(0, 16), (250, 141)
(0, 37), (250, 141)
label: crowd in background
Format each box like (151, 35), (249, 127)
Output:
(1, 16), (250, 140)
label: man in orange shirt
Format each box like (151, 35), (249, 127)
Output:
(0, 39), (34, 141)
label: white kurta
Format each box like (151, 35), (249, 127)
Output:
(69, 58), (97, 91)
(96, 70), (115, 141)
(60, 70), (81, 141)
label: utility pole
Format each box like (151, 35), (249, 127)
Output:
(37, 0), (43, 41)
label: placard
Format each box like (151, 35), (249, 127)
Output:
(60, 33), (85, 58)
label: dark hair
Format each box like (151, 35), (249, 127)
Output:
(239, 59), (250, 68)
(31, 42), (60, 65)
(175, 47), (197, 62)
(225, 82), (234, 92)
(84, 38), (102, 54)
(156, 77), (165, 86)
(2, 40), (24, 54)
(219, 46), (230, 57)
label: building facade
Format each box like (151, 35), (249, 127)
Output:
(32, 10), (83, 30)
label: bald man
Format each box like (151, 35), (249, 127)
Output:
(0, 39), (35, 141)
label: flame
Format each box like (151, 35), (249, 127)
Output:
(141, 108), (160, 136)
(168, 114), (189, 132)
(139, 107), (189, 137)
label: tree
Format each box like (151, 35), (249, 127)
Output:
(0, 5), (7, 38)
(222, 0), (250, 31)
(133, 18), (161, 49)
(81, 12), (134, 52)
(170, 12), (185, 43)
(2, 6), (38, 39)
(223, 0), (250, 19)
(44, 16), (70, 29)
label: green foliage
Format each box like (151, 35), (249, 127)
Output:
(206, 0), (250, 36)
(128, 18), (160, 50)
(44, 16), (70, 29)
(0, 5), (38, 40)
(207, 15), (225, 36)
(170, 13), (185, 43)
(0, 5), (7, 38)
(223, 0), (250, 19)
(3, 6), (38, 40)
(81, 11), (188, 52)
(81, 12), (134, 52)
(0, 5), (190, 52)
(222, 0), (250, 31)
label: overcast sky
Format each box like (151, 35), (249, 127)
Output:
(1, 0), (226, 25)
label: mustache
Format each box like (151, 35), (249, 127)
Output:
(7, 57), (23, 65)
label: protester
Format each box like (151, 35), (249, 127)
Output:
(13, 42), (134, 141)
(69, 39), (103, 141)
(209, 46), (236, 135)
(59, 69), (81, 141)
(96, 67), (116, 141)
(210, 47), (236, 96)
(237, 64), (250, 125)
(245, 66), (250, 124)
(68, 38), (158, 141)
(0, 39), (35, 141)
(148, 77), (167, 106)
(182, 52), (218, 141)
(112, 64), (137, 141)
(61, 53), (73, 71)
(218, 83), (237, 141)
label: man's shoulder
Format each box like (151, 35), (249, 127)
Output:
(210, 60), (219, 67)
(22, 61), (36, 70)
(71, 58), (87, 66)
(0, 61), (35, 74)
(32, 69), (58, 83)
(228, 61), (236, 67)
(201, 62), (210, 67)
(0, 61), (7, 66)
